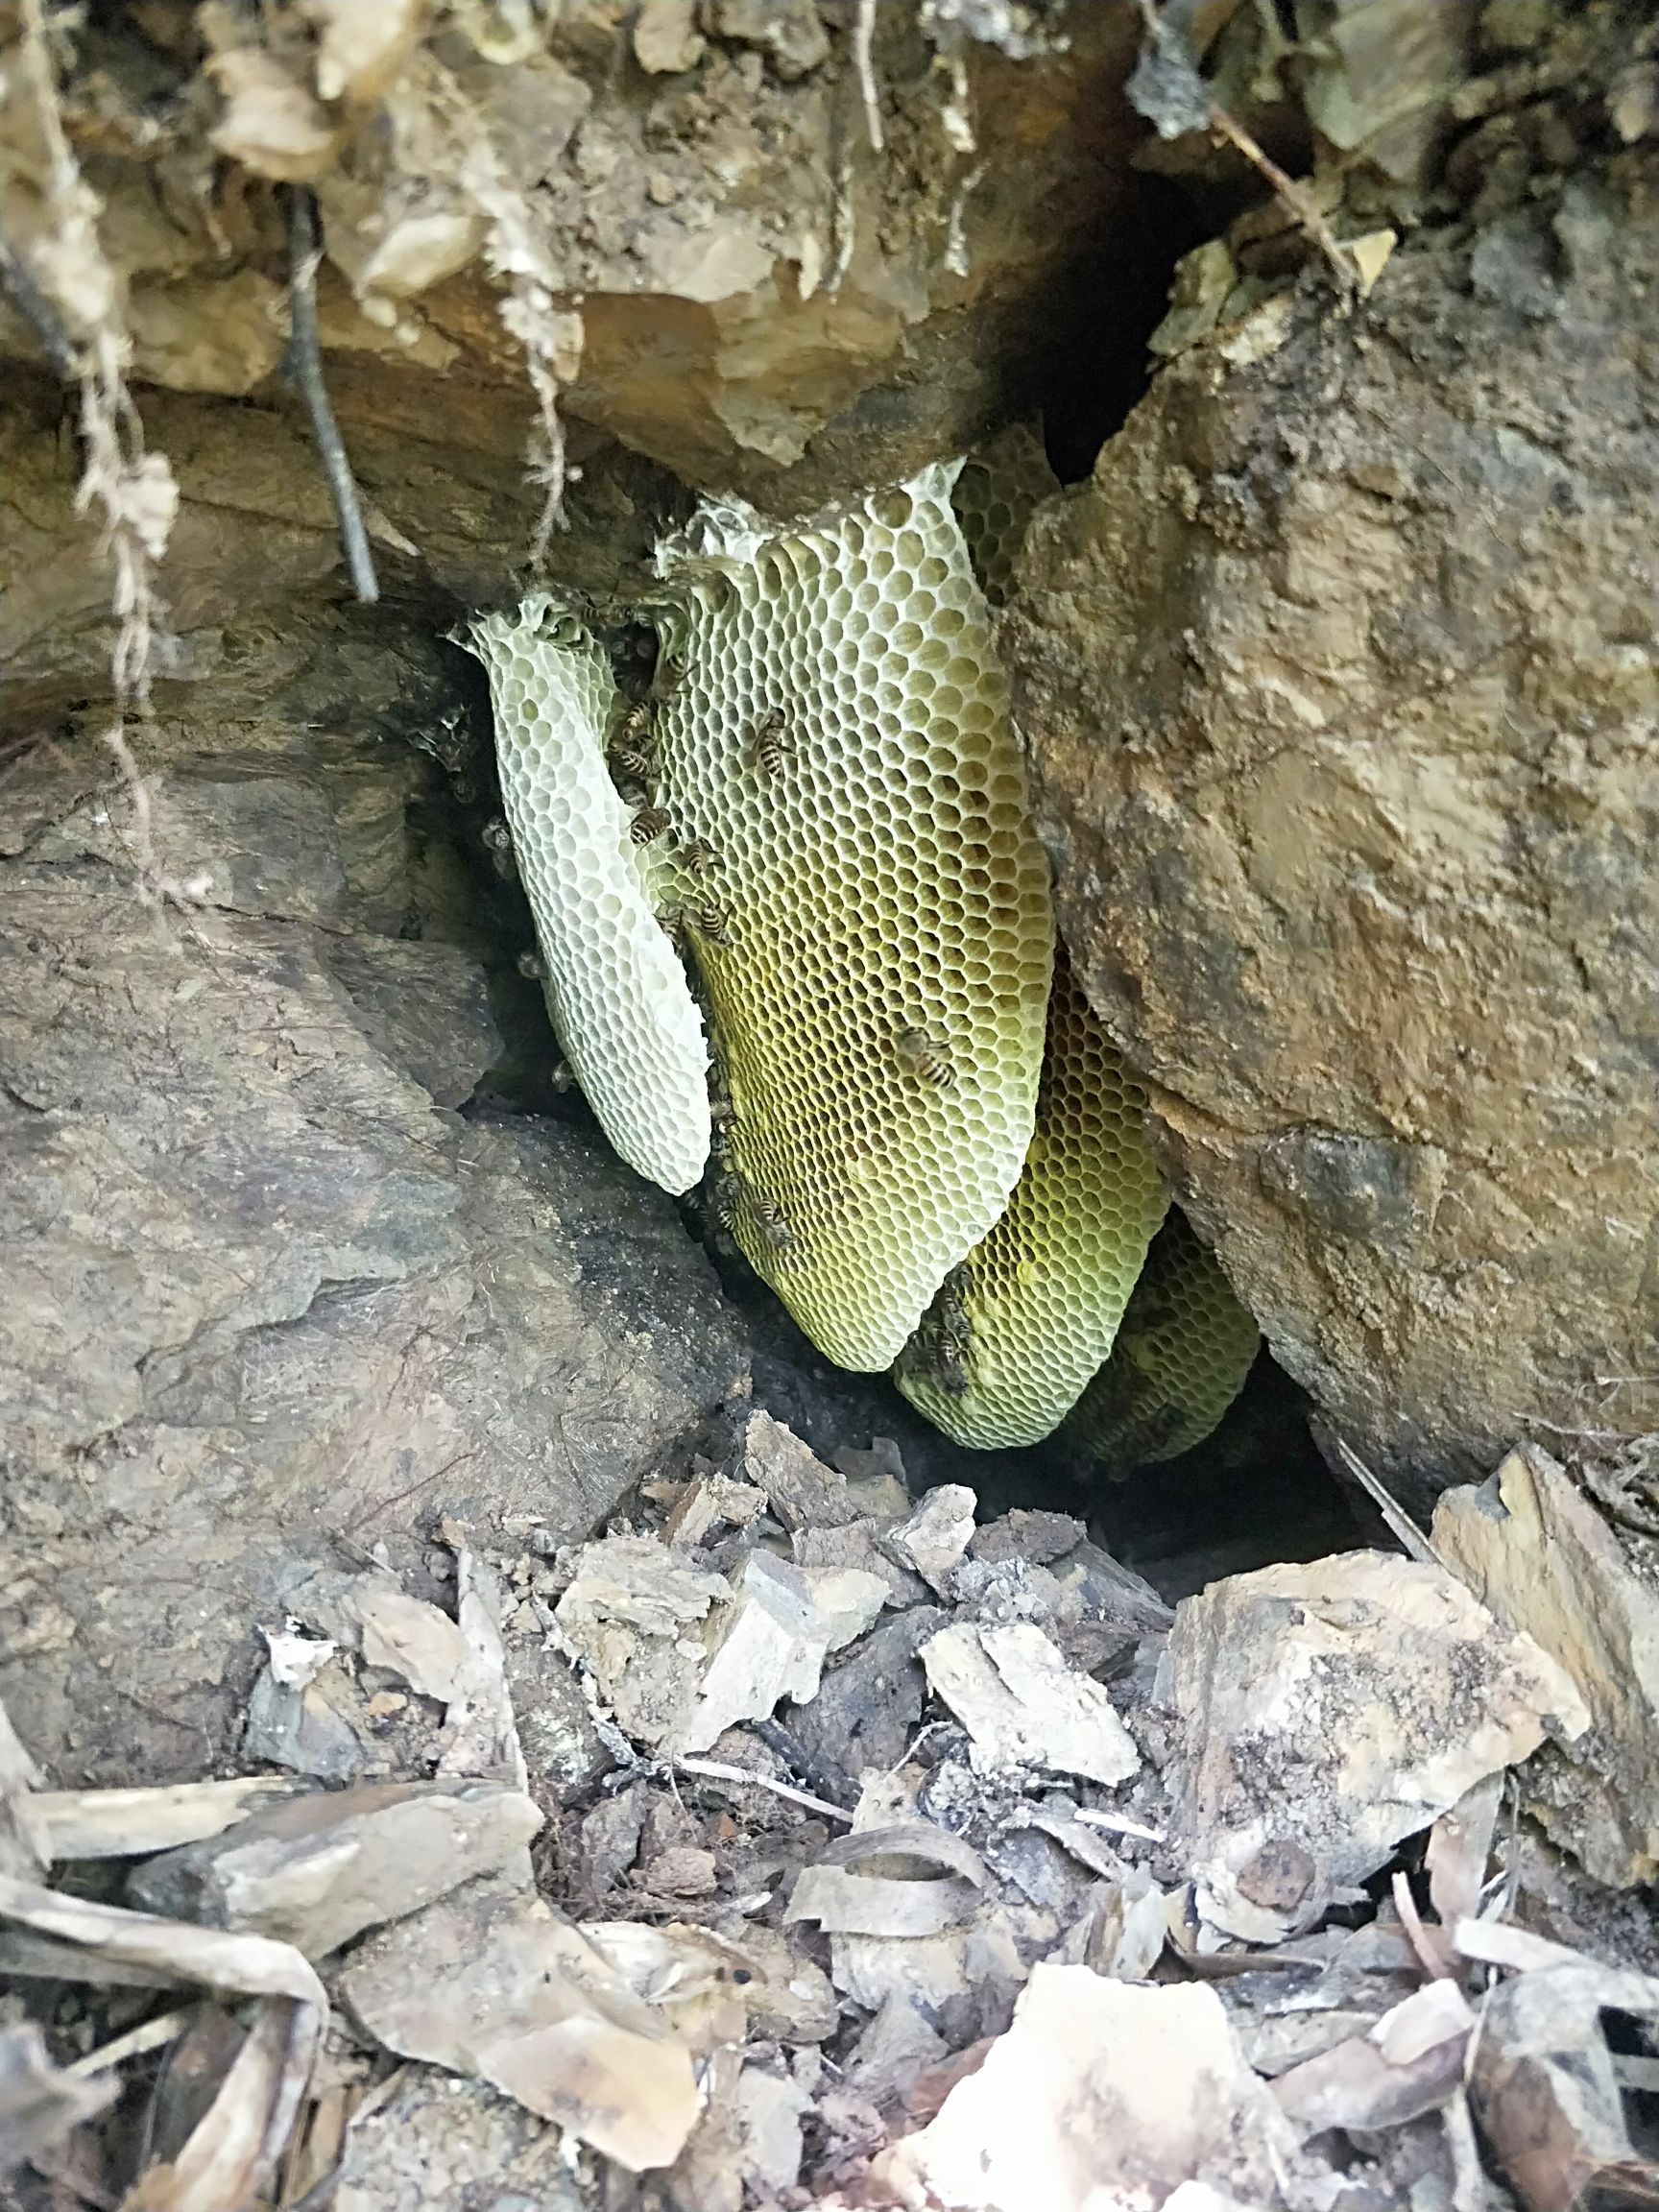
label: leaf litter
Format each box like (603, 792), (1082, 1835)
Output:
(0, 1427), (1655, 2210)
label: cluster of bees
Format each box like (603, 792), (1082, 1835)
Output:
(906, 1262), (974, 1397)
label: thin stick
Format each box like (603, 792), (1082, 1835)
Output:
(284, 186), (379, 605)
(1073, 1808), (1166, 1844)
(1334, 1437), (1439, 1564)
(852, 0), (884, 152)
(1391, 1868), (1454, 1980)
(674, 1756), (854, 1824)
(66, 2006), (191, 2078)
(1206, 103), (1358, 293)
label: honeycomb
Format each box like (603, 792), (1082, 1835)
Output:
(462, 595), (710, 1196)
(651, 464), (1055, 1370)
(950, 421), (1060, 608)
(894, 950), (1171, 1449)
(1064, 1208), (1262, 1477)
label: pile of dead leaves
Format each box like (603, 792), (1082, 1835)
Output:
(3, 1426), (1658, 2211)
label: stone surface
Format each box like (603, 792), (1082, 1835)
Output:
(1, 4), (1158, 554)
(1432, 1442), (1659, 1888)
(0, 714), (749, 1788)
(1009, 153), (1659, 1500)
(1157, 1551), (1590, 1943)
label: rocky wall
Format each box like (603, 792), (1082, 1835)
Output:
(1008, 147), (1659, 1501)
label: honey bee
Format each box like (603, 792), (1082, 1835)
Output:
(689, 899), (733, 949)
(750, 1190), (796, 1254)
(750, 709), (789, 777)
(629, 805), (671, 845)
(677, 838), (719, 877)
(653, 650), (689, 698)
(482, 817), (517, 879)
(608, 700), (658, 785)
(931, 1337), (970, 1397)
(934, 1264), (973, 1341)
(894, 1024), (955, 1089)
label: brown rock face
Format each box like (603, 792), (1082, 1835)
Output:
(1008, 156), (1659, 1501)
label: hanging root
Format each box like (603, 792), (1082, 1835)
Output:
(10, 0), (207, 915)
(284, 184), (379, 605)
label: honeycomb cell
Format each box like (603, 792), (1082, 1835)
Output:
(1063, 1208), (1262, 1476)
(459, 595), (710, 1196)
(950, 419), (1061, 608)
(894, 951), (1171, 1446)
(653, 463), (1054, 1370)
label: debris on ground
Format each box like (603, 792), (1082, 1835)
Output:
(4, 1417), (1659, 2208)
(1432, 1439), (1659, 1887)
(1158, 1547), (1590, 1944)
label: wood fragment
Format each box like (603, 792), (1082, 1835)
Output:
(1205, 104), (1359, 295)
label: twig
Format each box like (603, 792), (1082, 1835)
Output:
(674, 1755), (854, 1825)
(1205, 102), (1358, 294)
(851, 0), (884, 152)
(1334, 1437), (1438, 1564)
(66, 2006), (191, 2078)
(1391, 1867), (1455, 1980)
(752, 1718), (854, 1813)
(1073, 1807), (1166, 1844)
(284, 186), (378, 605)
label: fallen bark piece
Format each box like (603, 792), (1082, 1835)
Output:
(787, 1818), (989, 1937)
(244, 1664), (366, 1783)
(663, 1471), (768, 1549)
(0, 2023), (114, 2175)
(1470, 1959), (1659, 2212)
(786, 1863), (976, 1938)
(1052, 1867), (1167, 1982)
(794, 1516), (930, 1608)
(878, 1964), (1297, 2212)
(801, 1565), (889, 1651)
(1271, 1980), (1474, 2138)
(581, 1918), (751, 2056)
(348, 1583), (471, 1702)
(739, 1409), (859, 1530)
(848, 1991), (947, 2101)
(263, 1622), (339, 1690)
(0, 1874), (325, 2200)
(1432, 1440), (1659, 1887)
(340, 1876), (700, 2172)
(1158, 1550), (1589, 1942)
(883, 1484), (977, 1592)
(677, 1551), (830, 1753)
(124, 1994), (300, 2212)
(786, 1608), (947, 1790)
(825, 1771), (984, 2014)
(28, 1777), (310, 1863)
(1452, 1917), (1589, 1975)
(969, 1510), (1087, 1566)
(553, 1535), (730, 1748)
(127, 1780), (542, 1960)
(832, 1437), (913, 1526)
(437, 1551), (527, 1788)
(1426, 1772), (1503, 1936)
(921, 1622), (1141, 1786)
(733, 2063), (813, 2196)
